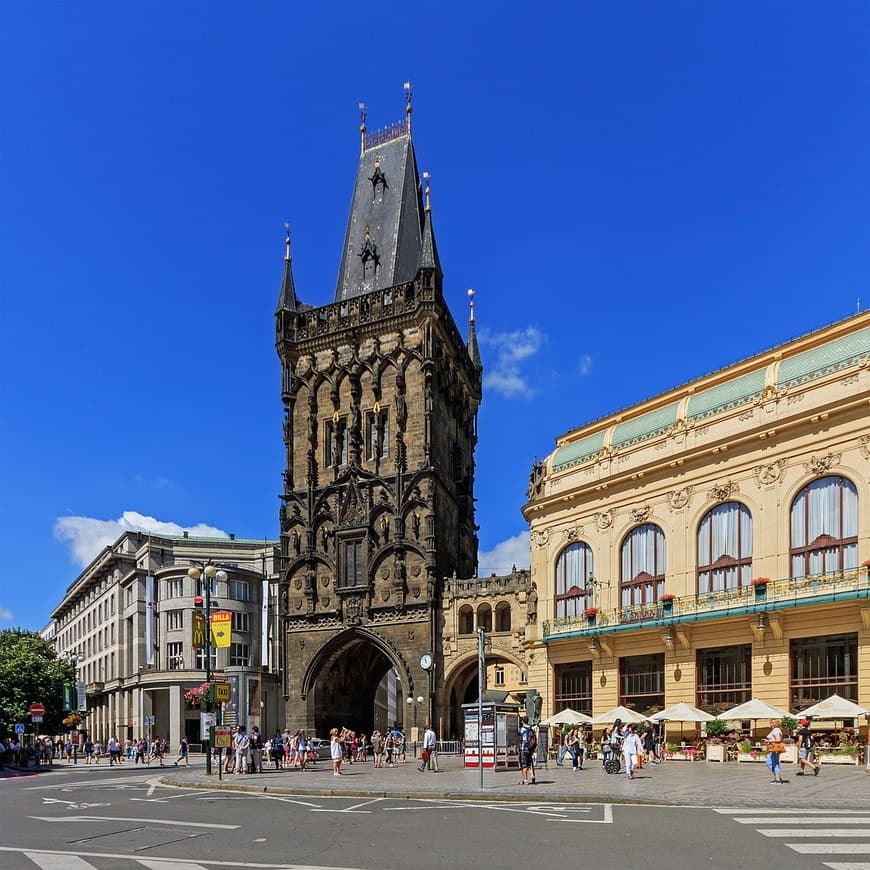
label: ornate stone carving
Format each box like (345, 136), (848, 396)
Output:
(860, 435), (870, 460)
(804, 452), (841, 476)
(753, 459), (785, 487)
(531, 529), (550, 549)
(629, 505), (650, 524)
(563, 527), (582, 543)
(841, 373), (859, 386)
(738, 408), (755, 421)
(709, 481), (738, 502)
(596, 510), (613, 530)
(666, 487), (692, 511)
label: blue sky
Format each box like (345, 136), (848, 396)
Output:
(2, 2), (868, 631)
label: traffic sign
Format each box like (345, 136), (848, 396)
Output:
(31, 716), (43, 724)
(213, 725), (232, 749)
(14, 724), (25, 735)
(29, 702), (45, 717)
(143, 715), (156, 726)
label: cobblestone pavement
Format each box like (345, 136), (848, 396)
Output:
(160, 753), (870, 808)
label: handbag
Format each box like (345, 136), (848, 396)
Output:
(770, 742), (785, 753)
(421, 749), (430, 762)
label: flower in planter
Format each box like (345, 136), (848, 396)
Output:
(660, 593), (676, 602)
(862, 559), (870, 568)
(583, 607), (598, 619)
(62, 713), (83, 728)
(751, 577), (770, 586)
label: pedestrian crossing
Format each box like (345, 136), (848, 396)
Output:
(715, 808), (870, 870)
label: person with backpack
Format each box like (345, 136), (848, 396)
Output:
(517, 716), (537, 785)
(796, 718), (820, 776)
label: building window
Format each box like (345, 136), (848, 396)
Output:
(196, 576), (217, 597)
(167, 610), (183, 631)
(620, 524), (666, 609)
(195, 648), (217, 670)
(458, 605), (474, 635)
(619, 653), (664, 714)
(555, 542), (593, 618)
(790, 476), (858, 577)
(166, 578), (183, 598)
(166, 642), (184, 670)
(790, 633), (858, 708)
(126, 586), (134, 607)
(494, 665), (505, 687)
(696, 645), (751, 713)
(228, 580), (250, 601)
(697, 502), (753, 593)
(232, 612), (250, 632)
(230, 643), (250, 667)
(477, 603), (492, 633)
(365, 408), (389, 460)
(495, 602), (511, 633)
(324, 417), (348, 466)
(554, 662), (592, 715)
(519, 670), (528, 685)
(339, 540), (364, 588)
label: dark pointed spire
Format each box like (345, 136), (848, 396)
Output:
(467, 288), (482, 370)
(276, 223), (299, 314)
(417, 171), (442, 275)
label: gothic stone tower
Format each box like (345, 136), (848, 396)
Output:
(275, 101), (482, 735)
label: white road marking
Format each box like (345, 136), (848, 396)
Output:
(28, 815), (239, 829)
(383, 800), (613, 823)
(27, 777), (143, 790)
(789, 845), (870, 854)
(24, 853), (94, 869)
(147, 782), (158, 797)
(759, 830), (870, 838)
(0, 846), (365, 869)
(715, 808), (870, 815)
(735, 817), (870, 825)
(137, 861), (210, 870)
(823, 864), (870, 870)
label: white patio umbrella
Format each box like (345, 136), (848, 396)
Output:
(650, 702), (711, 723)
(540, 708), (592, 726)
(797, 693), (868, 719)
(719, 698), (790, 721)
(590, 705), (648, 725)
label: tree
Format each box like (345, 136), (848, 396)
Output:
(0, 629), (75, 736)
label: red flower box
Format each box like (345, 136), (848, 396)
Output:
(751, 577), (770, 586)
(583, 607), (598, 618)
(660, 593), (676, 602)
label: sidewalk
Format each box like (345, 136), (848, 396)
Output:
(161, 754), (870, 809)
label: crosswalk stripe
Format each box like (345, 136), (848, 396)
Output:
(24, 854), (94, 869)
(759, 830), (870, 838)
(822, 863), (870, 869)
(735, 817), (870, 825)
(715, 808), (870, 815)
(789, 845), (870, 854)
(138, 861), (210, 870)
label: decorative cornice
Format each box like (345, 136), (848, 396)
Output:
(709, 481), (739, 502)
(804, 452), (841, 476)
(753, 459), (785, 487)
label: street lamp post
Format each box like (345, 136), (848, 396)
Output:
(187, 561), (227, 776)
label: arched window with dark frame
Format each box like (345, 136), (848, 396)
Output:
(495, 602), (511, 633)
(620, 523), (665, 608)
(555, 542), (593, 619)
(790, 476), (858, 577)
(458, 605), (474, 635)
(697, 502), (753, 593)
(477, 603), (492, 633)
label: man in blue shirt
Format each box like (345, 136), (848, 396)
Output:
(517, 717), (536, 785)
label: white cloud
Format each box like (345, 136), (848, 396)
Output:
(578, 354), (592, 376)
(480, 327), (545, 399)
(54, 511), (230, 568)
(478, 530), (530, 576)
(0, 605), (13, 621)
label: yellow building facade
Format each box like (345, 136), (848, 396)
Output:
(522, 313), (870, 726)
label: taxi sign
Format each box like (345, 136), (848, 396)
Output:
(210, 611), (232, 648)
(212, 682), (231, 702)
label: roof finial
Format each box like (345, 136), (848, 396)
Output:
(359, 102), (367, 154)
(404, 81), (413, 135)
(467, 287), (475, 323)
(283, 222), (291, 262)
(423, 171), (431, 212)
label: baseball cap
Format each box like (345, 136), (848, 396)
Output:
(799, 719), (808, 726)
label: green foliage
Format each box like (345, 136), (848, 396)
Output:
(0, 629), (75, 736)
(704, 718), (728, 738)
(781, 715), (798, 735)
(828, 745), (859, 756)
(737, 740), (753, 753)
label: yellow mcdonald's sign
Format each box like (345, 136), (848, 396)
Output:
(191, 610), (206, 650)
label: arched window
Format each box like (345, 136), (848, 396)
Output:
(495, 602), (511, 633)
(697, 502), (753, 593)
(790, 476), (858, 577)
(555, 542), (593, 618)
(620, 523), (665, 607)
(458, 605), (474, 635)
(477, 603), (492, 633)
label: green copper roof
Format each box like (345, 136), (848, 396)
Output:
(777, 327), (870, 388)
(612, 401), (679, 449)
(687, 369), (766, 421)
(553, 430), (605, 470)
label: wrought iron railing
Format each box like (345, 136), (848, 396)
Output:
(542, 567), (869, 640)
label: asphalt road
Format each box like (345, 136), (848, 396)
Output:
(0, 764), (867, 870)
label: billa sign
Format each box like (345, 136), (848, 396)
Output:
(191, 610), (206, 650)
(210, 611), (232, 648)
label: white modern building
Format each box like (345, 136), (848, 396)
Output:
(50, 531), (281, 749)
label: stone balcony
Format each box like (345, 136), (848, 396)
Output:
(542, 566), (870, 642)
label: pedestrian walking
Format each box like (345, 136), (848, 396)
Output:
(517, 716), (537, 785)
(622, 723), (644, 779)
(764, 719), (786, 785)
(330, 727), (345, 776)
(795, 718), (820, 776)
(372, 730), (384, 768)
(173, 737), (190, 767)
(418, 724), (438, 772)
